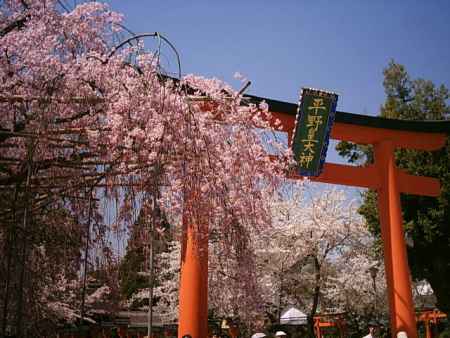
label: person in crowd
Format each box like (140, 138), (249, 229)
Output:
(362, 326), (376, 338)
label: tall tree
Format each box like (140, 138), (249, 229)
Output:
(258, 186), (374, 337)
(336, 60), (450, 315)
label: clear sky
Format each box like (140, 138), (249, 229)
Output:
(104, 0), (450, 116)
(95, 1), (450, 251)
(101, 0), (450, 197)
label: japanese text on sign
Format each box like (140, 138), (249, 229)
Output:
(291, 88), (338, 176)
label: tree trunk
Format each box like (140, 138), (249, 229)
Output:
(307, 256), (321, 338)
(15, 158), (33, 337)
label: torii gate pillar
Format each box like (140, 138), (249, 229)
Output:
(375, 140), (417, 337)
(178, 193), (209, 338)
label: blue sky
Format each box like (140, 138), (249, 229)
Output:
(93, 1), (450, 251)
(104, 0), (450, 116)
(102, 0), (449, 197)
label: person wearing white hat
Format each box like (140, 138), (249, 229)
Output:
(362, 326), (375, 338)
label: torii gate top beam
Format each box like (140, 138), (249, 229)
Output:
(244, 94), (450, 150)
(244, 94), (450, 196)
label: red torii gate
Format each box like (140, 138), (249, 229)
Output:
(313, 313), (347, 338)
(416, 309), (447, 338)
(177, 94), (450, 338)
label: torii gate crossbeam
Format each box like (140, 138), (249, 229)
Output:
(177, 94), (450, 338)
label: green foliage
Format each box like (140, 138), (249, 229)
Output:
(439, 329), (450, 338)
(119, 245), (148, 301)
(337, 60), (450, 314)
(118, 207), (150, 307)
(118, 202), (173, 309)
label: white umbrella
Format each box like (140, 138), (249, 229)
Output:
(251, 333), (266, 338)
(280, 306), (308, 325)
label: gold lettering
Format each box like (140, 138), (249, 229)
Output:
(301, 139), (317, 153)
(307, 115), (323, 132)
(299, 153), (314, 167)
(308, 98), (326, 115)
(307, 127), (316, 140)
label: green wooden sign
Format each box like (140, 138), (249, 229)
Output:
(291, 88), (338, 176)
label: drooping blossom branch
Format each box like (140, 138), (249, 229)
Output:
(1, 0), (290, 335)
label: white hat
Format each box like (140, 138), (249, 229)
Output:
(275, 331), (287, 336)
(397, 332), (408, 338)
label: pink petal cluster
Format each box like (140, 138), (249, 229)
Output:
(0, 0), (290, 331)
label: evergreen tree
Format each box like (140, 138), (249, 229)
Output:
(336, 60), (450, 315)
(119, 212), (149, 305)
(119, 199), (172, 309)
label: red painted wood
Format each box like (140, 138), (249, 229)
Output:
(271, 111), (447, 151)
(178, 191), (209, 338)
(288, 162), (440, 196)
(375, 141), (417, 338)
